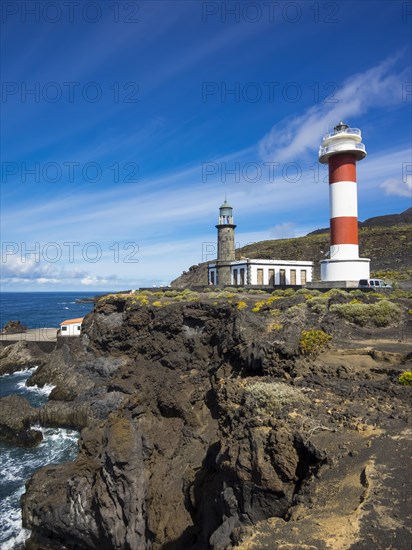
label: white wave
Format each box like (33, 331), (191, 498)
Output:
(0, 487), (31, 549)
(4, 367), (38, 378)
(16, 382), (55, 396)
(1, 464), (22, 483)
(0, 367), (38, 380)
(0, 427), (79, 546)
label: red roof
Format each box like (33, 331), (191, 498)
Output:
(60, 317), (84, 326)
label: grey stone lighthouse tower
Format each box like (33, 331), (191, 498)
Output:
(216, 200), (236, 286)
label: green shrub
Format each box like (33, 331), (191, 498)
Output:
(296, 288), (310, 295)
(299, 329), (331, 356)
(391, 289), (409, 299)
(180, 290), (199, 301)
(247, 289), (266, 295)
(266, 296), (281, 305)
(349, 289), (364, 298)
(272, 289), (285, 297)
(252, 300), (266, 312)
(182, 288), (194, 295)
(330, 300), (401, 327)
(307, 301), (327, 314)
(399, 372), (412, 386)
(245, 381), (308, 415)
(164, 290), (179, 297)
(307, 297), (328, 313)
(251, 296), (283, 313)
(325, 288), (348, 299)
(283, 288), (295, 297)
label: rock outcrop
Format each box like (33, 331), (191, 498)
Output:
(0, 395), (43, 447)
(1, 319), (28, 334)
(10, 294), (411, 549)
(0, 341), (48, 375)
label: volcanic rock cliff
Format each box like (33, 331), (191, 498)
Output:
(3, 290), (410, 549)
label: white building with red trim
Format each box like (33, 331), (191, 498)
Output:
(59, 317), (83, 336)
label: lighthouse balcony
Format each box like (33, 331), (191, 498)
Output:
(322, 127), (362, 142)
(319, 141), (366, 163)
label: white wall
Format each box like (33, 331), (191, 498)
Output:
(60, 323), (82, 336)
(209, 261), (313, 286)
(248, 264), (312, 285)
(320, 259), (370, 282)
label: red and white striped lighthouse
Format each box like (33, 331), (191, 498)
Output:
(318, 122), (370, 282)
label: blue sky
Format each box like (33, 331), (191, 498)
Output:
(1, 0), (411, 291)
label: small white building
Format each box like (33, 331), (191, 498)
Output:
(208, 259), (313, 287)
(59, 317), (83, 336)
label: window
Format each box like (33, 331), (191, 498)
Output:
(268, 269), (275, 286)
(233, 269), (238, 285)
(301, 270), (307, 285)
(290, 269), (296, 285)
(210, 271), (215, 285)
(61, 326), (68, 332)
(257, 269), (264, 285)
(240, 268), (245, 285)
(77, 326), (81, 331)
(279, 269), (286, 285)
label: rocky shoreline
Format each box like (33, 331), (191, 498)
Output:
(0, 289), (411, 549)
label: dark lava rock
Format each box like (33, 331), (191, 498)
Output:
(18, 296), (412, 550)
(0, 341), (47, 375)
(0, 395), (42, 447)
(1, 319), (27, 334)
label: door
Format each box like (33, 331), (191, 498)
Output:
(290, 269), (296, 285)
(301, 270), (307, 285)
(268, 269), (275, 286)
(240, 269), (245, 285)
(257, 269), (264, 285)
(279, 269), (286, 285)
(233, 269), (238, 285)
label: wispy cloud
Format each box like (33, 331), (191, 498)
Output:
(380, 176), (412, 198)
(258, 56), (407, 163)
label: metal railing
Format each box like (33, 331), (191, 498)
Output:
(319, 142), (365, 157)
(322, 127), (361, 140)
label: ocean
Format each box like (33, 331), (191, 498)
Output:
(0, 291), (106, 329)
(0, 292), (106, 549)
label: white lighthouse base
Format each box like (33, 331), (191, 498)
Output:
(320, 257), (370, 284)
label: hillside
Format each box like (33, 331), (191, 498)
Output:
(171, 209), (412, 287)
